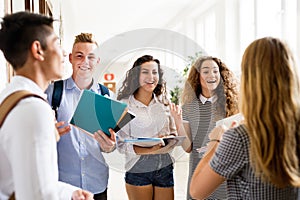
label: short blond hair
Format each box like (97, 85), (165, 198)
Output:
(73, 33), (98, 46)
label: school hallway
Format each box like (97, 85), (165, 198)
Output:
(104, 147), (189, 200)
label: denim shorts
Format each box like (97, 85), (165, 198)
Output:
(125, 164), (174, 187)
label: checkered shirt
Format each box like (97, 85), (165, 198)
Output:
(210, 125), (299, 199)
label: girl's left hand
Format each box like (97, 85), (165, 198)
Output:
(169, 103), (182, 123)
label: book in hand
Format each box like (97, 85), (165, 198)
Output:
(216, 113), (244, 128)
(70, 90), (135, 137)
(121, 135), (186, 147)
(112, 110), (135, 133)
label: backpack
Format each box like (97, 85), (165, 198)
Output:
(51, 80), (110, 118)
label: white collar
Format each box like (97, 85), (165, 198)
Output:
(129, 94), (158, 107)
(199, 94), (216, 104)
(11, 76), (47, 99)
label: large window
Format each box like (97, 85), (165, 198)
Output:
(239, 0), (255, 54)
(242, 0), (298, 60)
(196, 11), (216, 56)
(190, 0), (300, 74)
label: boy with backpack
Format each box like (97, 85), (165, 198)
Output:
(45, 33), (116, 200)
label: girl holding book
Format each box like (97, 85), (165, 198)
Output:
(116, 55), (179, 200)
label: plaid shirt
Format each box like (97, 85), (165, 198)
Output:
(210, 125), (299, 199)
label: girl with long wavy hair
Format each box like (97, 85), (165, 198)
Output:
(190, 37), (300, 199)
(171, 56), (239, 199)
(117, 55), (180, 200)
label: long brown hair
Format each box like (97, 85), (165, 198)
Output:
(181, 56), (239, 117)
(241, 37), (300, 187)
(117, 55), (167, 104)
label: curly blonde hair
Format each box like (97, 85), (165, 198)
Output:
(181, 56), (239, 117)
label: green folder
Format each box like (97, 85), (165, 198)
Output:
(70, 90), (133, 137)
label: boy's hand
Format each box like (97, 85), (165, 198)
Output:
(93, 129), (116, 153)
(55, 121), (71, 136)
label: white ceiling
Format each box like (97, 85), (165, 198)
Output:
(58, 0), (209, 85)
(60, 0), (199, 49)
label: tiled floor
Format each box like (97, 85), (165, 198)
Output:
(104, 147), (189, 200)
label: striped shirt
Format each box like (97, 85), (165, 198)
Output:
(210, 125), (299, 199)
(182, 97), (226, 199)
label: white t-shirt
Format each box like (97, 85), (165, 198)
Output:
(117, 95), (177, 171)
(0, 76), (78, 200)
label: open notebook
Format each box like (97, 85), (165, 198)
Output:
(121, 135), (186, 147)
(216, 113), (244, 128)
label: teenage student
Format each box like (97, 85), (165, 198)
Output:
(190, 37), (300, 199)
(117, 55), (180, 200)
(0, 12), (93, 200)
(45, 33), (115, 200)
(170, 56), (239, 199)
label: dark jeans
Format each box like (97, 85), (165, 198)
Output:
(94, 188), (107, 200)
(125, 164), (174, 187)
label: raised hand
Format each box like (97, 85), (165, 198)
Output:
(169, 102), (182, 123)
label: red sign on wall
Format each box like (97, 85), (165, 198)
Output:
(104, 73), (115, 81)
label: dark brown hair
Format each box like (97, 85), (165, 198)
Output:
(117, 55), (167, 103)
(0, 11), (54, 70)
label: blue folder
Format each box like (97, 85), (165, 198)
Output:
(70, 90), (134, 137)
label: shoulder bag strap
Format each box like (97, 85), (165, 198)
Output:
(0, 90), (45, 200)
(0, 90), (44, 128)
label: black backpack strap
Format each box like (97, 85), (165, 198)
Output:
(51, 81), (107, 118)
(51, 80), (64, 118)
(99, 83), (110, 97)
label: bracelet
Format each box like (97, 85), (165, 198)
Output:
(208, 139), (220, 143)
